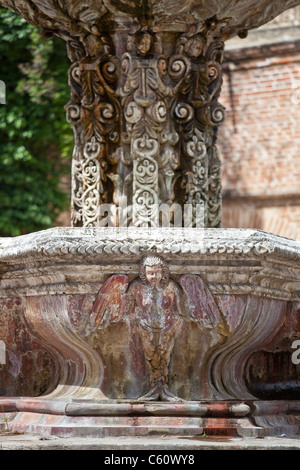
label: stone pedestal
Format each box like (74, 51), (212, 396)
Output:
(1, 0), (300, 439)
(1, 227), (300, 437)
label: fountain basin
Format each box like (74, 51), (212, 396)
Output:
(1, 227), (300, 436)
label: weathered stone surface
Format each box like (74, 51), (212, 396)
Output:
(2, 396), (300, 438)
(2, 227), (300, 300)
(245, 302), (300, 400)
(1, 1), (299, 228)
(0, 227), (299, 404)
(1, 1), (300, 39)
(0, 297), (55, 397)
(0, 224), (299, 437)
(1, 0), (300, 439)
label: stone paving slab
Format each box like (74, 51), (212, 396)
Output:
(0, 432), (300, 450)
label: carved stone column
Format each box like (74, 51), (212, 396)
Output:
(1, 0), (300, 228)
(65, 23), (224, 228)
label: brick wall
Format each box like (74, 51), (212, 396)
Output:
(218, 43), (300, 239)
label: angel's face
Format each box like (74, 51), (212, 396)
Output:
(145, 265), (163, 288)
(136, 32), (152, 56)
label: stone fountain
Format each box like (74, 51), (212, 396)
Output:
(1, 0), (300, 439)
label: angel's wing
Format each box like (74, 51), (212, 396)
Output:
(90, 274), (129, 329)
(180, 274), (222, 328)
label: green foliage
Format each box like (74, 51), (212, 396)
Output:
(0, 7), (73, 236)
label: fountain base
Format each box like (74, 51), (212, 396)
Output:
(1, 227), (300, 438)
(2, 397), (300, 438)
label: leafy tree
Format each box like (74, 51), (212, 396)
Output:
(0, 7), (73, 236)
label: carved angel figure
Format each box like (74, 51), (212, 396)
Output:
(90, 255), (224, 401)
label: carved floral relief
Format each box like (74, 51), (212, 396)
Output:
(64, 21), (225, 228)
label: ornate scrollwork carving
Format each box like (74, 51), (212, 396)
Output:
(66, 34), (121, 226)
(65, 23), (225, 228)
(169, 28), (225, 228)
(116, 27), (183, 226)
(1, 3), (299, 220)
(36, 11), (227, 229)
(71, 137), (105, 226)
(0, 0), (230, 228)
(132, 136), (159, 226)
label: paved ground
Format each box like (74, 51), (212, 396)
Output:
(0, 431), (300, 450)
